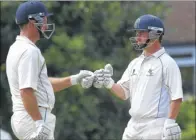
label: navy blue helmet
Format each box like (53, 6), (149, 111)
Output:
(129, 14), (164, 50)
(15, 1), (55, 39)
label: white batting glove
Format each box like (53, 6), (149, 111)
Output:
(93, 64), (114, 89)
(80, 73), (95, 88)
(30, 120), (51, 140)
(93, 69), (105, 88)
(103, 64), (114, 88)
(162, 119), (181, 140)
(70, 70), (94, 86)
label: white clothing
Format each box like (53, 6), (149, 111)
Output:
(117, 47), (183, 139)
(117, 47), (183, 119)
(122, 117), (166, 140)
(11, 107), (56, 140)
(6, 36), (56, 139)
(6, 36), (55, 112)
(0, 129), (12, 140)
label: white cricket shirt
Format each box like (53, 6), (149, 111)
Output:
(117, 47), (183, 119)
(6, 36), (55, 112)
(0, 129), (12, 140)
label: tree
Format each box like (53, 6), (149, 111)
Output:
(1, 1), (179, 140)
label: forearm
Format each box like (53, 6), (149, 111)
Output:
(20, 88), (42, 121)
(168, 98), (182, 119)
(49, 77), (72, 93)
(110, 83), (126, 100)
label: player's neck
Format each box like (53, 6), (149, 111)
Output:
(20, 31), (37, 44)
(143, 41), (161, 57)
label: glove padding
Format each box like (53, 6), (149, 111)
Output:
(80, 73), (95, 88)
(70, 70), (94, 88)
(162, 119), (181, 140)
(93, 64), (114, 89)
(30, 120), (51, 140)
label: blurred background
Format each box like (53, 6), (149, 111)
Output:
(0, 1), (195, 140)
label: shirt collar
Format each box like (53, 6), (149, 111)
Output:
(152, 47), (166, 58)
(139, 47), (166, 59)
(16, 35), (36, 47)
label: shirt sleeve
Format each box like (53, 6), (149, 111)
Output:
(117, 64), (131, 100)
(18, 49), (40, 90)
(165, 60), (183, 100)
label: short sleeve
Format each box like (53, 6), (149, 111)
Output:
(117, 64), (131, 100)
(165, 61), (183, 100)
(18, 49), (40, 90)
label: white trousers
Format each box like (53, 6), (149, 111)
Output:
(122, 117), (166, 140)
(11, 107), (56, 140)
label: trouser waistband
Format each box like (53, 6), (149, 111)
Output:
(131, 117), (166, 123)
(38, 106), (52, 113)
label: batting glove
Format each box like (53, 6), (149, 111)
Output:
(93, 64), (114, 89)
(30, 120), (51, 140)
(70, 70), (94, 88)
(93, 68), (105, 88)
(80, 73), (95, 88)
(162, 119), (181, 140)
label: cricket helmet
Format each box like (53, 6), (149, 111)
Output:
(15, 1), (55, 39)
(128, 14), (164, 50)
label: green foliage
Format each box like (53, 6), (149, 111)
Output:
(1, 1), (195, 140)
(177, 98), (196, 140)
